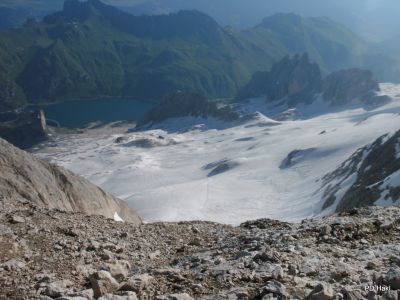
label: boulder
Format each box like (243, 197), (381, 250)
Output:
(119, 274), (153, 293)
(103, 260), (131, 282)
(306, 283), (334, 300)
(260, 280), (287, 297)
(43, 280), (73, 298)
(90, 271), (120, 298)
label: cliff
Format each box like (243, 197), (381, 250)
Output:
(0, 138), (142, 224)
(0, 110), (48, 149)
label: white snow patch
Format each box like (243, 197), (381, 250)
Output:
(113, 212), (125, 222)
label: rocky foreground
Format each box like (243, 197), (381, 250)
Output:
(1, 196), (400, 300)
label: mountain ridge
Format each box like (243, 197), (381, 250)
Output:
(0, 0), (396, 112)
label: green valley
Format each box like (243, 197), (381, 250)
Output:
(0, 0), (394, 111)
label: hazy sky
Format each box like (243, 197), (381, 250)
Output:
(2, 0), (399, 41)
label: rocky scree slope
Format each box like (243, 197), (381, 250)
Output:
(2, 199), (400, 299)
(0, 138), (142, 224)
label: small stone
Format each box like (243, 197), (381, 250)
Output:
(306, 282), (334, 300)
(72, 289), (94, 300)
(148, 250), (161, 260)
(340, 288), (364, 300)
(260, 280), (287, 297)
(189, 237), (201, 246)
(87, 240), (101, 251)
(98, 292), (138, 300)
(385, 267), (400, 289)
(104, 260), (131, 282)
(272, 266), (283, 280)
(155, 294), (194, 300)
(56, 297), (88, 300)
(119, 274), (153, 293)
(191, 226), (200, 234)
(1, 259), (26, 271)
(43, 280), (73, 298)
(299, 264), (318, 276)
(320, 225), (332, 236)
(9, 215), (25, 224)
(228, 287), (249, 300)
(54, 244), (64, 251)
(383, 290), (398, 300)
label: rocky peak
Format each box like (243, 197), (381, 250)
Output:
(237, 53), (323, 105)
(136, 91), (239, 129)
(0, 138), (142, 224)
(50, 0), (223, 42)
(238, 54), (391, 109)
(259, 13), (303, 30)
(323, 68), (383, 106)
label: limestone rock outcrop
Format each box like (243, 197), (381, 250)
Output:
(237, 53), (323, 106)
(323, 68), (390, 106)
(136, 91), (239, 129)
(238, 53), (391, 108)
(0, 138), (142, 224)
(0, 109), (47, 149)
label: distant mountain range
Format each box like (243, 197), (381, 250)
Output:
(3, 0), (400, 40)
(0, 0), (398, 112)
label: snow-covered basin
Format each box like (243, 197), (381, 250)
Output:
(34, 83), (400, 225)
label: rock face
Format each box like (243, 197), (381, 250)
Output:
(0, 109), (47, 149)
(323, 68), (389, 105)
(0, 138), (142, 224)
(322, 130), (400, 212)
(237, 53), (323, 105)
(1, 200), (400, 299)
(238, 54), (391, 108)
(136, 91), (239, 129)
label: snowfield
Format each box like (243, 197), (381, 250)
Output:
(34, 83), (400, 225)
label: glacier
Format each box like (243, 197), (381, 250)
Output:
(34, 83), (400, 225)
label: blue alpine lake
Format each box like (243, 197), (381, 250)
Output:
(31, 98), (156, 128)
